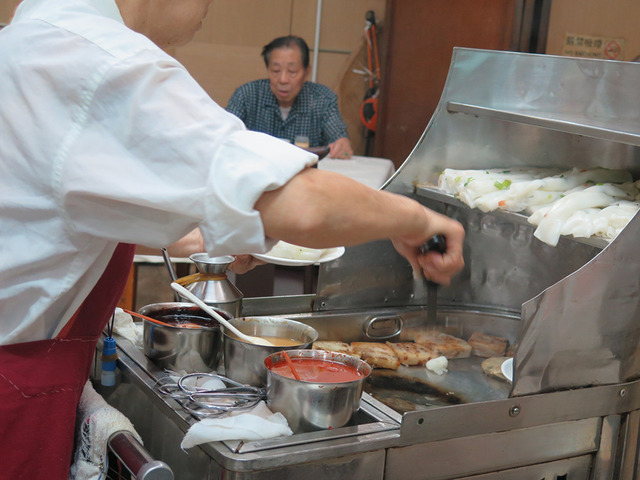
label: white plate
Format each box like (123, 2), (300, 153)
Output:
(253, 246), (345, 267)
(501, 357), (513, 382)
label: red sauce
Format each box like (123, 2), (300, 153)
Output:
(268, 358), (364, 383)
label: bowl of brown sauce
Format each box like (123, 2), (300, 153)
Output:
(222, 317), (318, 387)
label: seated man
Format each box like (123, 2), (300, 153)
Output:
(227, 35), (353, 159)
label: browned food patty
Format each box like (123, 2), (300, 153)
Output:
(350, 342), (401, 370)
(481, 356), (511, 382)
(468, 332), (508, 358)
(386, 341), (440, 366)
(412, 331), (472, 359)
(312, 340), (360, 358)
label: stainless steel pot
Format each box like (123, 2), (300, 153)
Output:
(264, 349), (372, 432)
(222, 317), (318, 387)
(140, 302), (230, 373)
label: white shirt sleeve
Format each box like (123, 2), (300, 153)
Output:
(60, 50), (317, 255)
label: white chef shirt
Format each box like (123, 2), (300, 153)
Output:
(0, 0), (316, 344)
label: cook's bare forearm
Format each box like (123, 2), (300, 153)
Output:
(256, 169), (443, 247)
(256, 168), (465, 284)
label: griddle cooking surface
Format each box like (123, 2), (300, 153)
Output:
(364, 357), (511, 414)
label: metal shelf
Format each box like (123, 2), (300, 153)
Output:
(447, 101), (640, 147)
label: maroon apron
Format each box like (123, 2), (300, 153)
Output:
(0, 244), (136, 479)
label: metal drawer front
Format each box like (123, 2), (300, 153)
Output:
(454, 455), (592, 480)
(385, 418), (599, 480)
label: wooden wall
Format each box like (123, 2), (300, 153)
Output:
(546, 0), (640, 62)
(0, 0), (20, 24)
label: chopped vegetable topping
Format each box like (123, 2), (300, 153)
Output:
(464, 177), (474, 186)
(494, 179), (512, 190)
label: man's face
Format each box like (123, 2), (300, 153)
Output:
(267, 46), (309, 108)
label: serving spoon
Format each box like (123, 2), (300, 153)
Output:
(282, 350), (302, 380)
(170, 282), (275, 346)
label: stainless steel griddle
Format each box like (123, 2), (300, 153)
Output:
(97, 48), (640, 479)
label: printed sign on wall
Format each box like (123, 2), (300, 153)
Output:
(562, 33), (625, 60)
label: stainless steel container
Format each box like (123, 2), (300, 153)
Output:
(180, 254), (243, 318)
(264, 349), (372, 432)
(222, 317), (318, 386)
(140, 302), (229, 373)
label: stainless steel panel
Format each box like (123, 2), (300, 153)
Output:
(591, 415), (622, 480)
(454, 455), (592, 480)
(318, 197), (602, 314)
(208, 451), (386, 480)
(387, 418), (599, 480)
(241, 295), (315, 317)
(446, 101), (640, 147)
(399, 380), (640, 446)
(515, 211), (640, 395)
(617, 410), (640, 480)
(390, 49), (640, 196)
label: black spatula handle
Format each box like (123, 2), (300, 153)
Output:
(420, 234), (447, 255)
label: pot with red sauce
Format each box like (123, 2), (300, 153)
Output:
(264, 349), (372, 432)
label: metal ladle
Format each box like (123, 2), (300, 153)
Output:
(170, 282), (275, 347)
(161, 247), (181, 302)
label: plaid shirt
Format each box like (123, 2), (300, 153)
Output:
(226, 79), (348, 147)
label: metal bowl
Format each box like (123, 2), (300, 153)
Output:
(222, 317), (318, 387)
(140, 302), (231, 373)
(264, 349), (372, 432)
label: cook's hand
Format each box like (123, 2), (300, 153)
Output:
(229, 255), (266, 274)
(328, 137), (353, 159)
(391, 209), (465, 286)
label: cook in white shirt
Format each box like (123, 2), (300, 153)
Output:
(0, 0), (465, 345)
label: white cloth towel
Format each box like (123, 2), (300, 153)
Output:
(181, 401), (293, 449)
(112, 307), (144, 349)
(69, 380), (142, 480)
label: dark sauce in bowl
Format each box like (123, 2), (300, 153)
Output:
(148, 307), (231, 328)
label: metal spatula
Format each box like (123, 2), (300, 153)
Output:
(415, 235), (447, 324)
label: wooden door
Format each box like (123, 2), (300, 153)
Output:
(374, 0), (520, 167)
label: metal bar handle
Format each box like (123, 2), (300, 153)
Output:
(446, 101), (640, 147)
(107, 431), (174, 480)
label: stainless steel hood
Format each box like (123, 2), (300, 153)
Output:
(315, 48), (640, 396)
